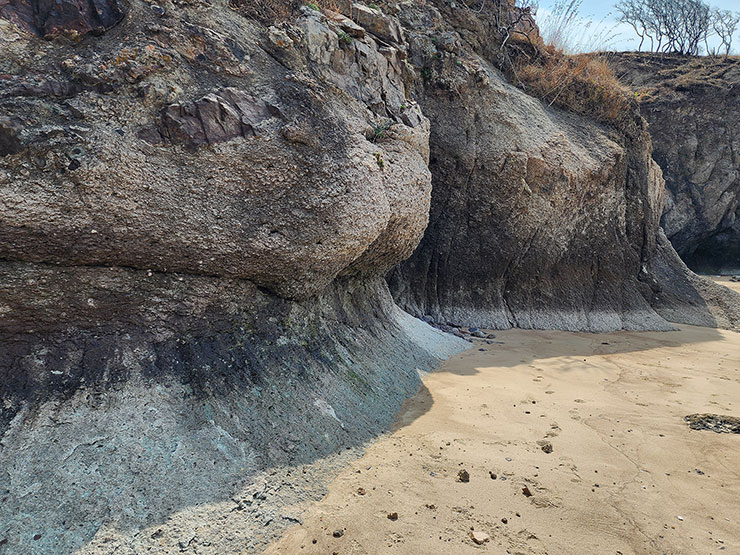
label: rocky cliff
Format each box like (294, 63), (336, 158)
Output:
(613, 53), (740, 275)
(0, 3), (470, 552)
(1, 1), (739, 553)
(386, 3), (740, 332)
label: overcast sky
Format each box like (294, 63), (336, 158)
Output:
(535, 0), (740, 53)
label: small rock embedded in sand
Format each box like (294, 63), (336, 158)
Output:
(537, 440), (553, 454)
(501, 517), (508, 524)
(387, 512), (398, 521)
(457, 469), (470, 482)
(357, 487), (366, 495)
(470, 530), (490, 545)
(684, 414), (740, 434)
(332, 529), (344, 537)
(489, 471), (497, 479)
(522, 486), (533, 497)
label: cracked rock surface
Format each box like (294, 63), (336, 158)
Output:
(613, 53), (740, 275)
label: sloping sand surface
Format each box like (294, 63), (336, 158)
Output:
(265, 325), (740, 554)
(714, 277), (740, 295)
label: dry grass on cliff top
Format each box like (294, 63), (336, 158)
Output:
(514, 49), (632, 125)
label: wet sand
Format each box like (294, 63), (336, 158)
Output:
(265, 325), (740, 554)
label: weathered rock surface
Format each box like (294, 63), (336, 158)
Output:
(0, 4), (430, 301)
(0, 267), (466, 553)
(0, 2), (466, 553)
(1, 0), (739, 553)
(0, 0), (126, 38)
(613, 53), (740, 274)
(388, 2), (679, 332)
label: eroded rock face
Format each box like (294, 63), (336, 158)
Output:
(0, 3), (467, 552)
(0, 6), (431, 300)
(387, 2), (671, 332)
(613, 53), (740, 274)
(0, 265), (466, 553)
(2, 1), (739, 552)
(0, 0), (126, 38)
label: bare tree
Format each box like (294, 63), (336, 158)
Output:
(712, 9), (740, 58)
(616, 0), (736, 56)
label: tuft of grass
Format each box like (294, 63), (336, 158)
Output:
(337, 29), (352, 44)
(516, 50), (632, 124)
(369, 120), (392, 142)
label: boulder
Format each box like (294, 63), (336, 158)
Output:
(0, 8), (430, 300)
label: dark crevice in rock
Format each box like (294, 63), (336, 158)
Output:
(0, 0), (127, 38)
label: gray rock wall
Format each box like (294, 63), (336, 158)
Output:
(0, 267), (466, 553)
(613, 53), (740, 274)
(387, 1), (687, 332)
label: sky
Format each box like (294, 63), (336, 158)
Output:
(534, 0), (740, 53)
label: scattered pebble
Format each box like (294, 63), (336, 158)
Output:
(332, 529), (344, 538)
(470, 530), (490, 545)
(387, 512), (398, 521)
(537, 440), (553, 454)
(457, 469), (470, 483)
(522, 486), (533, 497)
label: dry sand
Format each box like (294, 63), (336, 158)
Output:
(713, 277), (740, 295)
(264, 325), (740, 555)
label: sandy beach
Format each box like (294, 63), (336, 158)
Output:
(713, 277), (740, 295)
(265, 324), (740, 555)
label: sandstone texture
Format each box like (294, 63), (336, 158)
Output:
(0, 3), (431, 300)
(614, 53), (740, 274)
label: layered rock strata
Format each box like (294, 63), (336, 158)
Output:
(1, 1), (739, 553)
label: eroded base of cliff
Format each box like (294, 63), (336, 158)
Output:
(0, 264), (466, 554)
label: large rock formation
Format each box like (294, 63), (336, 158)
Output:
(613, 53), (740, 274)
(0, 3), (466, 553)
(1, 1), (739, 553)
(387, 1), (739, 332)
